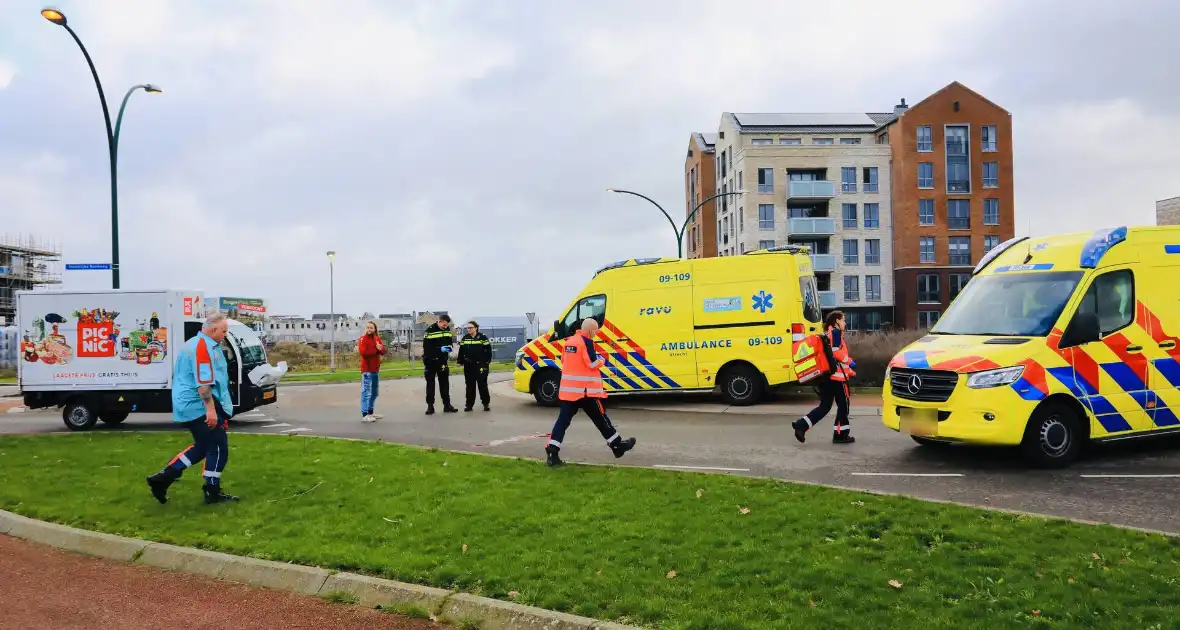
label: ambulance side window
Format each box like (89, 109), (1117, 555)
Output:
(562, 294), (607, 332)
(1074, 270), (1134, 337)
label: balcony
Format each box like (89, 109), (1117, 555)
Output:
(789, 217), (837, 236)
(787, 180), (837, 201)
(811, 254), (836, 272)
(819, 291), (838, 309)
(947, 180), (971, 194)
(946, 139), (967, 156)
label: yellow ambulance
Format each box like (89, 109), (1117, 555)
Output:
(514, 247), (825, 406)
(884, 225), (1180, 467)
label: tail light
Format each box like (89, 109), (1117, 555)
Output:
(790, 323), (805, 342)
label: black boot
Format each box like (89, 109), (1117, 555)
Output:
(426, 405), (435, 415)
(203, 483), (240, 505)
(483, 403), (490, 411)
(545, 444), (564, 467)
(464, 406), (473, 412)
(610, 437), (637, 459)
(443, 404), (459, 413)
(145, 468), (180, 504)
(792, 418), (809, 443)
(833, 434), (856, 444)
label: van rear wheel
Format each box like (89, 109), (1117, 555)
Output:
(99, 411), (129, 425)
(719, 364), (764, 406)
(1020, 401), (1084, 468)
(63, 401), (98, 431)
(532, 370), (561, 407)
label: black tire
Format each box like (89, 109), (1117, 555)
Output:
(719, 364), (765, 406)
(62, 401), (98, 431)
(531, 369), (561, 407)
(1020, 401), (1085, 468)
(911, 435), (949, 447)
(99, 411), (129, 425)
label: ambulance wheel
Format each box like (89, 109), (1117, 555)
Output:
(1020, 401), (1084, 468)
(532, 370), (561, 407)
(719, 364), (764, 406)
(62, 401), (98, 431)
(99, 411), (129, 425)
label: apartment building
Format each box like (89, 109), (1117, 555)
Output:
(683, 132), (718, 259)
(708, 112), (898, 330)
(0, 234), (62, 326)
(881, 82), (1014, 330)
(1157, 196), (1180, 225)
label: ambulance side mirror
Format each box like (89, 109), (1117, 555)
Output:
(1065, 311), (1101, 347)
(552, 320), (564, 338)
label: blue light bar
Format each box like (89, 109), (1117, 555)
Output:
(1079, 226), (1128, 269)
(972, 235), (1027, 275)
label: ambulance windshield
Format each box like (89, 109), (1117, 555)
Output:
(931, 271), (1084, 337)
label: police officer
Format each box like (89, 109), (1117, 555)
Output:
(457, 320), (493, 412)
(145, 312), (240, 505)
(544, 317), (636, 467)
(422, 314), (459, 415)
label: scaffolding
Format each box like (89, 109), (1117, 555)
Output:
(1, 233), (63, 325)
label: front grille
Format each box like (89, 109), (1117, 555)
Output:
(890, 368), (959, 403)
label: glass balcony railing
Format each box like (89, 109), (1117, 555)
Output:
(811, 254), (836, 272)
(789, 217), (837, 236)
(819, 291), (838, 309)
(787, 180), (837, 200)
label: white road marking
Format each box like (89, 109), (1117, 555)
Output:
(261, 423), (291, 429)
(653, 465), (751, 472)
(279, 427), (312, 434)
(6, 407), (27, 414)
(237, 413), (266, 419)
(1080, 474), (1180, 478)
(849, 472), (964, 477)
(474, 433), (549, 447)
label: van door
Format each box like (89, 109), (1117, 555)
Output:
(1137, 268), (1180, 429)
(611, 282), (696, 391)
(1059, 268), (1152, 436)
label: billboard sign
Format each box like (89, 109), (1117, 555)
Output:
(214, 297), (267, 325)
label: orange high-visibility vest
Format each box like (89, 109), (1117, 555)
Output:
(558, 332), (607, 401)
(828, 329), (856, 382)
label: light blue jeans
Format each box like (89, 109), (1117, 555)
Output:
(361, 372), (380, 416)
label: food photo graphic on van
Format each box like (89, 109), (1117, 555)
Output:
(21, 307), (167, 379)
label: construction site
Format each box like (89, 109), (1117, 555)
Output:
(0, 234), (62, 326)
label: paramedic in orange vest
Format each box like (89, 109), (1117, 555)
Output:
(544, 317), (637, 467)
(793, 310), (857, 444)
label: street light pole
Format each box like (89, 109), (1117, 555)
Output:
(327, 251), (336, 373)
(608, 188), (746, 257)
(41, 8), (160, 290)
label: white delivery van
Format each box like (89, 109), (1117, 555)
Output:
(16, 289), (288, 431)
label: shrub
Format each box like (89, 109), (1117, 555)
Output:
(266, 341), (359, 373)
(843, 328), (928, 388)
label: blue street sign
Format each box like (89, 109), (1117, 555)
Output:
(65, 263), (112, 271)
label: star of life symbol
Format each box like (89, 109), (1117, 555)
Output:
(752, 290), (774, 314)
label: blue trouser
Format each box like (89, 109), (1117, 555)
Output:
(361, 372), (380, 416)
(166, 399), (231, 486)
(547, 398), (620, 449)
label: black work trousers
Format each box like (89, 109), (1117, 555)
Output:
(804, 378), (851, 436)
(464, 365), (490, 408)
(424, 364), (452, 407)
(547, 397), (620, 448)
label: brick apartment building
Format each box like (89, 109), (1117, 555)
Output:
(684, 81), (1013, 331)
(684, 132), (717, 258)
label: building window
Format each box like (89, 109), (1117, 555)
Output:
(758, 204), (775, 230)
(752, 138), (772, 146)
(813, 138), (834, 145)
(917, 125), (932, 152)
(877, 131), (889, 145)
(841, 167), (857, 193)
(842, 203), (858, 229)
(984, 199), (999, 225)
(843, 239), (859, 265)
(983, 162), (999, 188)
(949, 236), (971, 265)
(862, 167), (879, 193)
(982, 125), (997, 152)
(739, 207), (744, 232)
(865, 311), (883, 331)
(948, 199), (970, 230)
(758, 239), (775, 250)
(844, 275), (860, 301)
(866, 275), (882, 301)
(738, 171), (743, 191)
(920, 236), (936, 263)
(865, 239), (881, 265)
(984, 235), (1001, 252)
(740, 243), (745, 253)
(780, 137), (802, 145)
(918, 274), (940, 303)
(919, 199), (935, 226)
(918, 162), (934, 189)
(950, 273), (971, 300)
(918, 310), (941, 329)
(840, 137), (861, 145)
(864, 203), (879, 229)
(946, 125), (970, 194)
(757, 168), (774, 194)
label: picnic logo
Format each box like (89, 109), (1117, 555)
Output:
(77, 322), (115, 358)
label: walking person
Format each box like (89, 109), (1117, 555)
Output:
(422, 314), (459, 415)
(544, 318), (636, 467)
(358, 320), (386, 422)
(457, 320), (493, 412)
(145, 312), (240, 505)
(793, 310), (857, 444)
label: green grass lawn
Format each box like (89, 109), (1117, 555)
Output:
(283, 362), (514, 383)
(1, 433), (1178, 629)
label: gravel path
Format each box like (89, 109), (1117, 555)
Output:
(0, 534), (442, 630)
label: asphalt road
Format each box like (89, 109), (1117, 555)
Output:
(6, 374), (1180, 534)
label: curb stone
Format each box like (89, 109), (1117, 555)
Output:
(1, 509), (640, 629)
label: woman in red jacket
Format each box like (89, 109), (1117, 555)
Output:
(793, 310), (856, 444)
(358, 321), (385, 422)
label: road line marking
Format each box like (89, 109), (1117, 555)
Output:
(238, 413), (266, 419)
(849, 472), (964, 477)
(280, 428), (312, 434)
(1080, 474), (1180, 478)
(653, 465), (751, 472)
(474, 433), (549, 448)
(261, 423), (291, 429)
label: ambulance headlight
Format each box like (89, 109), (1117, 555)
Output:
(515, 350), (525, 369)
(966, 366), (1025, 389)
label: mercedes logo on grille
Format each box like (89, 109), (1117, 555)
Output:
(906, 374), (923, 395)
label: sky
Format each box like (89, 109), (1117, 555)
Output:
(2, 0), (1178, 325)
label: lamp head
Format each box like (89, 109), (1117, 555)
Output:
(326, 250), (336, 261)
(41, 7), (67, 25)
(143, 84), (163, 94)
